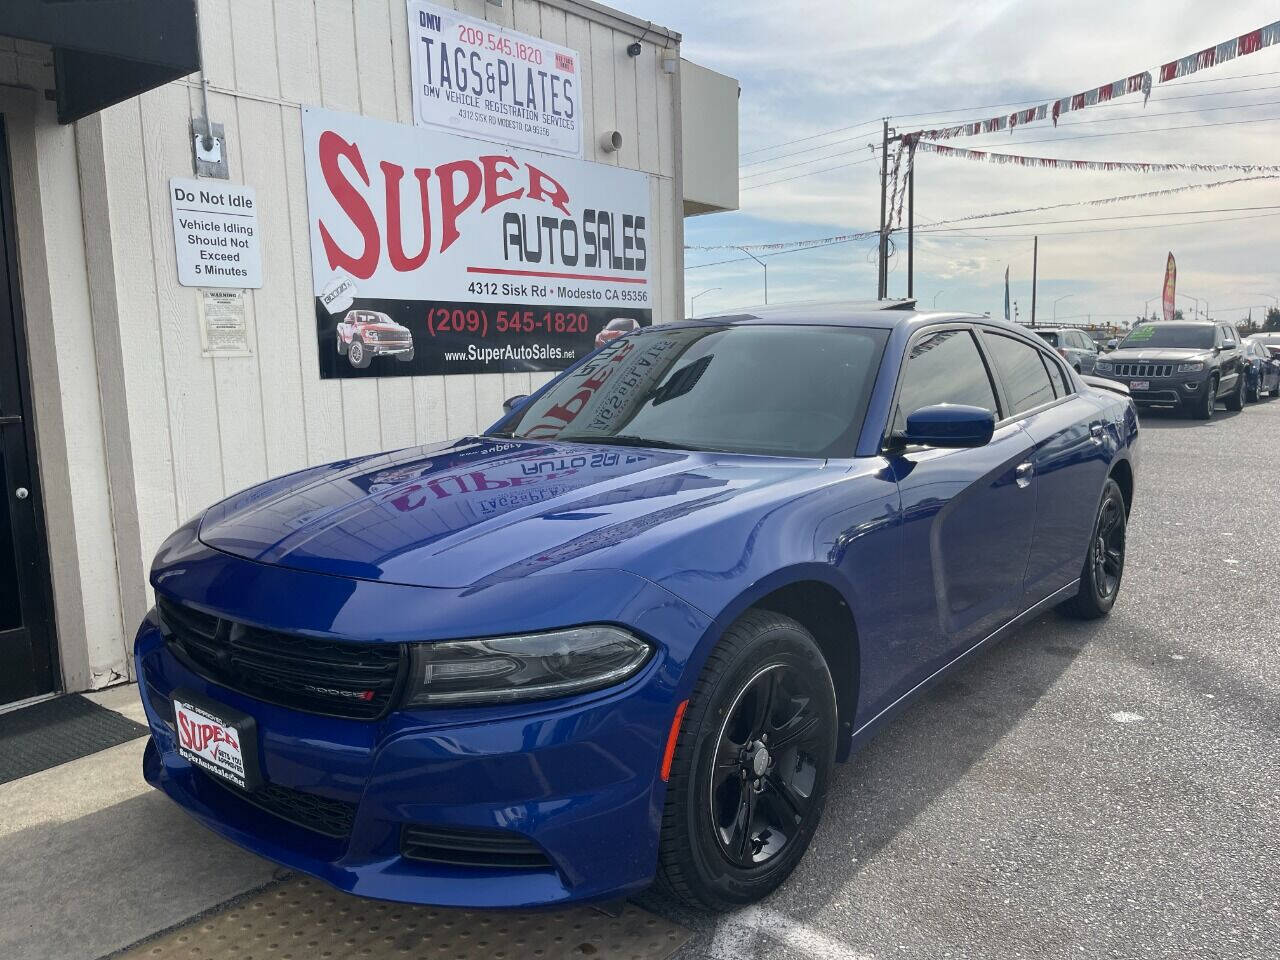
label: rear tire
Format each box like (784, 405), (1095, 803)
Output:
(656, 610), (837, 911)
(1226, 374), (1246, 411)
(1062, 478), (1126, 620)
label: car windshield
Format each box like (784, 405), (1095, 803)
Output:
(495, 324), (889, 458)
(1120, 323), (1214, 349)
(1035, 331), (1060, 346)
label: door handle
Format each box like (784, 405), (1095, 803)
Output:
(1015, 463), (1034, 488)
(14, 487), (29, 500)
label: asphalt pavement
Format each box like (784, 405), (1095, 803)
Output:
(648, 397), (1280, 958)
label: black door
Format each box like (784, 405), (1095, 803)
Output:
(0, 116), (57, 705)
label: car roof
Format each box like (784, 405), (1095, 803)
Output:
(690, 300), (1027, 335)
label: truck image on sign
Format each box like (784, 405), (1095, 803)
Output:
(335, 309), (414, 368)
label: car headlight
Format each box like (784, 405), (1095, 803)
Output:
(364, 331), (378, 340)
(404, 626), (652, 707)
(1095, 360), (1113, 372)
(1177, 361), (1203, 372)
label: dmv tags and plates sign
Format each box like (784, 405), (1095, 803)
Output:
(173, 692), (260, 791)
(407, 0), (583, 157)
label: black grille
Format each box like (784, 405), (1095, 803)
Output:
(401, 825), (554, 871)
(204, 771), (357, 839)
(1114, 362), (1174, 378)
(157, 596), (406, 720)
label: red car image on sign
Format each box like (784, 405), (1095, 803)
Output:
(336, 309), (415, 369)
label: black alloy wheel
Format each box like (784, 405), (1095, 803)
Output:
(709, 664), (824, 869)
(656, 610), (837, 910)
(1091, 495), (1125, 601)
(1063, 477), (1127, 619)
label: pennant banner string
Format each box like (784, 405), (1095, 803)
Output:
(915, 140), (1280, 174)
(905, 19), (1279, 142)
(683, 175), (1280, 253)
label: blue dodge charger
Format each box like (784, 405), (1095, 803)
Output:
(136, 304), (1138, 911)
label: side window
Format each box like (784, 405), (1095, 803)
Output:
(1044, 355), (1072, 397)
(1221, 325), (1236, 346)
(983, 333), (1057, 415)
(892, 328), (999, 435)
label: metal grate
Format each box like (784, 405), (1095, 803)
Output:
(401, 824), (555, 871)
(204, 769), (359, 839)
(112, 875), (691, 960)
(157, 596), (406, 720)
(1114, 362), (1174, 378)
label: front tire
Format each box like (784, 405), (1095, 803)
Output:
(1063, 478), (1127, 620)
(1226, 373), (1246, 411)
(656, 610), (837, 911)
(348, 339), (371, 369)
(1190, 378), (1216, 419)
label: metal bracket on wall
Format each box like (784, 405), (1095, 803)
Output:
(191, 120), (229, 179)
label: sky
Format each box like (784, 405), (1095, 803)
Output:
(621, 0), (1280, 328)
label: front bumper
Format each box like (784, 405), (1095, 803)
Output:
(1094, 370), (1208, 407)
(363, 339), (413, 356)
(136, 552), (710, 908)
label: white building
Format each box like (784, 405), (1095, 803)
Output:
(0, 0), (737, 707)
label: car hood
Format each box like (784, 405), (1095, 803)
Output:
(197, 437), (829, 588)
(1105, 347), (1211, 363)
(360, 322), (409, 334)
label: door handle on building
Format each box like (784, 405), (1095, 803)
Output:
(1015, 463), (1034, 488)
(14, 487), (28, 500)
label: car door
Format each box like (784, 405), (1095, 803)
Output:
(1075, 331), (1099, 374)
(1218, 324), (1241, 392)
(887, 324), (1040, 677)
(981, 330), (1111, 603)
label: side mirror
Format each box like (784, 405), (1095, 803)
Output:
(502, 394), (529, 414)
(900, 404), (995, 449)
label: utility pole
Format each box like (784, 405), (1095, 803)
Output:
(877, 119), (888, 299)
(1030, 235), (1038, 327)
(735, 247), (768, 304)
(906, 141), (915, 299)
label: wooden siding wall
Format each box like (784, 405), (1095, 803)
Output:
(82, 0), (681, 656)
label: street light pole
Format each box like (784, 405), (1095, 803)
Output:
(689, 287), (720, 318)
(735, 247), (768, 305)
(932, 290), (946, 308)
(1053, 294), (1073, 322)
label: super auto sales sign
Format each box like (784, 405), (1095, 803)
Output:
(301, 107), (652, 379)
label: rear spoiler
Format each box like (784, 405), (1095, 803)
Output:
(1081, 374), (1130, 397)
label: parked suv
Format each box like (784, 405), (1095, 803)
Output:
(1093, 320), (1245, 419)
(1033, 327), (1099, 373)
(337, 310), (415, 368)
(1242, 337), (1280, 401)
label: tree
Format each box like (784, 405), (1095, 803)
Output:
(1237, 313), (1259, 337)
(1265, 306), (1280, 332)
(1173, 308), (1185, 321)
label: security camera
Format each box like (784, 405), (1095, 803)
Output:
(627, 41), (642, 57)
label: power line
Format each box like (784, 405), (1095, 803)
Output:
(742, 145), (878, 180)
(686, 207), (1280, 270)
(741, 156), (878, 191)
(738, 71), (1280, 162)
(745, 85), (1280, 174)
(951, 111), (1280, 148)
(739, 117), (883, 159)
